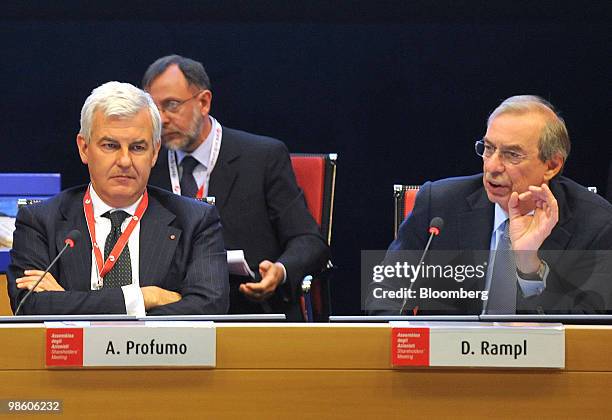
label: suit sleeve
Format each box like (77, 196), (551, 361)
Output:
(147, 204), (229, 315)
(7, 205), (126, 315)
(532, 219), (612, 313)
(263, 141), (331, 302)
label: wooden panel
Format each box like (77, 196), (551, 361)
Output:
(0, 324), (612, 371)
(0, 370), (610, 419)
(217, 324), (391, 369)
(0, 327), (45, 369)
(0, 274), (12, 316)
(565, 325), (612, 371)
(0, 324), (610, 418)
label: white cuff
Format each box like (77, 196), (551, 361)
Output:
(516, 261), (549, 298)
(121, 284), (146, 317)
(277, 262), (287, 285)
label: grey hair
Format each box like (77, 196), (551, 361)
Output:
(79, 81), (161, 146)
(487, 95), (570, 164)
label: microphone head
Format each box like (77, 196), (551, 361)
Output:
(64, 229), (82, 248)
(428, 217), (444, 236)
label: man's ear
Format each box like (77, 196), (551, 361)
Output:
(543, 154), (564, 181)
(197, 90), (212, 116)
(151, 140), (161, 167)
(76, 134), (89, 165)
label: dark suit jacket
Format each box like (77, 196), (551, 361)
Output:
(8, 185), (229, 315)
(368, 174), (612, 314)
(149, 126), (330, 320)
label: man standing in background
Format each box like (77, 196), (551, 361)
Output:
(143, 55), (329, 320)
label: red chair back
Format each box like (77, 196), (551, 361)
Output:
(394, 185), (420, 239)
(290, 156), (326, 226)
(290, 153), (337, 322)
(290, 153), (336, 245)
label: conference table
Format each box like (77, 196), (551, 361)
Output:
(0, 317), (611, 418)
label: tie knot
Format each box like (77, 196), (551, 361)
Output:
(181, 156), (200, 175)
(103, 210), (131, 229)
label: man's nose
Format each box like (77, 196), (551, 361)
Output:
(484, 150), (505, 174)
(116, 147), (132, 167)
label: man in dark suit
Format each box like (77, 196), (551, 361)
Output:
(8, 81), (229, 315)
(143, 55), (329, 321)
(368, 96), (612, 314)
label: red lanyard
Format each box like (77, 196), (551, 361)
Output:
(195, 184), (205, 199)
(168, 150), (207, 199)
(83, 186), (148, 280)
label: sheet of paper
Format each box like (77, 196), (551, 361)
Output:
(227, 250), (255, 278)
(0, 217), (15, 248)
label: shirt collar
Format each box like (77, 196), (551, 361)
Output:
(176, 115), (214, 169)
(493, 203), (508, 233)
(493, 201), (536, 233)
(89, 184), (142, 219)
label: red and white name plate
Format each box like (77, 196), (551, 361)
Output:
(391, 322), (564, 368)
(45, 322), (216, 368)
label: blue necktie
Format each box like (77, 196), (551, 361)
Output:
(180, 156), (199, 198)
(486, 220), (517, 314)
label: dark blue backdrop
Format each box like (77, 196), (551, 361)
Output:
(2, 1), (610, 314)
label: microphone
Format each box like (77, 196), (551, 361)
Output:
(399, 217), (444, 315)
(14, 230), (81, 316)
(428, 217), (443, 236)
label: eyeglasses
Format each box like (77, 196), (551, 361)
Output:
(474, 140), (529, 165)
(158, 91), (203, 114)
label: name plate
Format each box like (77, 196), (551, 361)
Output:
(45, 321), (216, 368)
(391, 322), (564, 368)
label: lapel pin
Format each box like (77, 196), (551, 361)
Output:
(169, 234), (176, 240)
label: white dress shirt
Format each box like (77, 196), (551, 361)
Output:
(175, 116), (215, 197)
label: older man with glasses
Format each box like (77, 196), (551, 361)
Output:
(368, 95), (612, 315)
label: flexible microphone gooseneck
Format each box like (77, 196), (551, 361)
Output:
(399, 217), (444, 315)
(14, 230), (81, 316)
